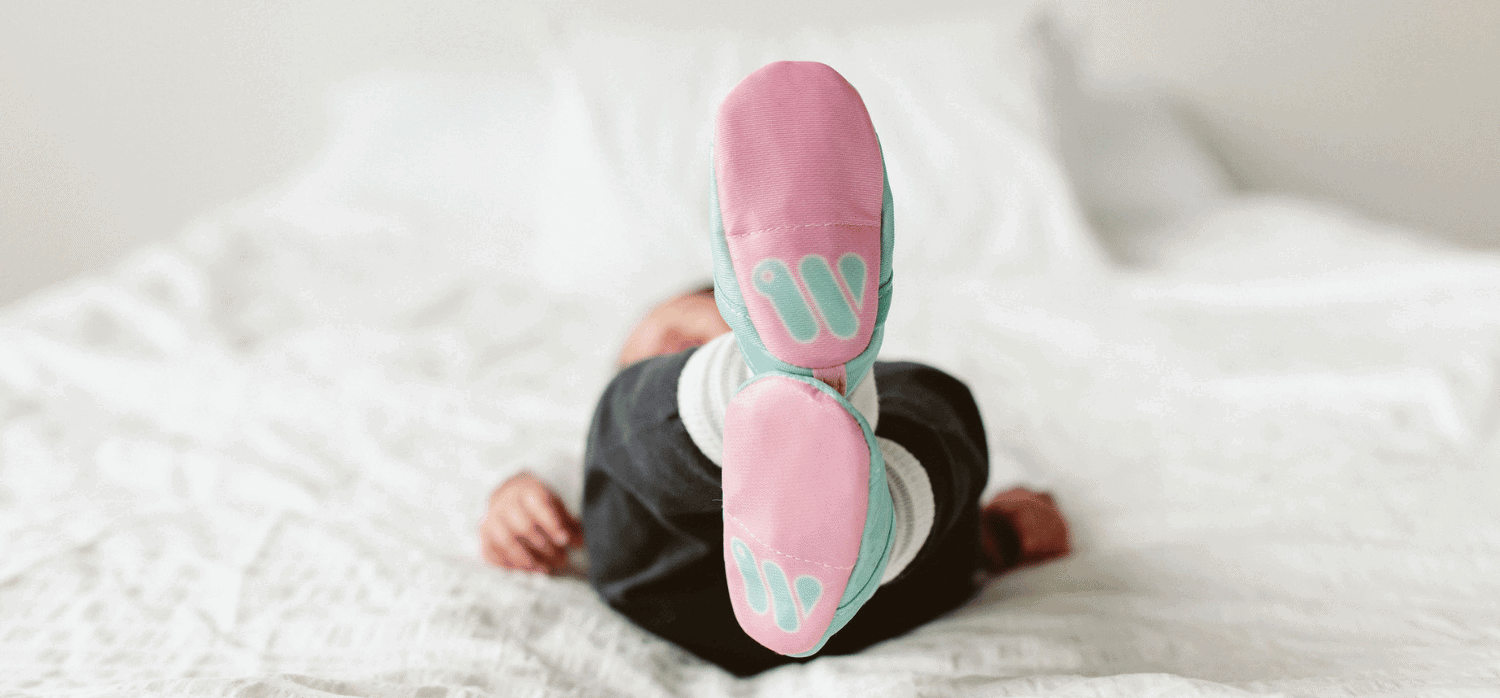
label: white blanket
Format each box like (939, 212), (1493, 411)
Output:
(4, 68), (1500, 696)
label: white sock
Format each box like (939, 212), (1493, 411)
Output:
(874, 437), (933, 584)
(678, 333), (933, 584)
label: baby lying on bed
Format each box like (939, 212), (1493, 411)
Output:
(479, 61), (1070, 676)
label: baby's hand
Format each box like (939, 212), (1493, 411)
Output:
(980, 487), (1072, 573)
(480, 471), (583, 574)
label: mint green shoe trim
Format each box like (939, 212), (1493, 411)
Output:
(718, 278), (889, 398)
(761, 560), (800, 632)
(839, 283), (890, 397)
(732, 371), (893, 658)
(730, 538), (769, 615)
(798, 255), (858, 340)
(878, 148), (894, 287)
(709, 162), (747, 315)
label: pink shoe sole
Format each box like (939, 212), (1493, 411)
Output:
(722, 372), (888, 656)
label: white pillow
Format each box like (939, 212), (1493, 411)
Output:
(529, 13), (1105, 306)
(257, 8), (1104, 320)
(262, 70), (553, 249)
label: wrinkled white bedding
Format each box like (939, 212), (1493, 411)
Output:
(5, 65), (1500, 698)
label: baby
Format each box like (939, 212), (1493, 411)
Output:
(479, 62), (1070, 676)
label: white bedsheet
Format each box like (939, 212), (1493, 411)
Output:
(5, 76), (1500, 696)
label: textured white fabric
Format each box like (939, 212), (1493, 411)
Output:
(875, 437), (933, 585)
(10, 191), (1500, 697)
(676, 331), (926, 583)
(675, 332), (741, 464)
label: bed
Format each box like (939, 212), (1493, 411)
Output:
(4, 4), (1499, 696)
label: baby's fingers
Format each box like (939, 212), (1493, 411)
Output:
(483, 515), (544, 572)
(503, 505), (564, 561)
(480, 527), (506, 566)
(483, 531), (527, 570)
(523, 491), (580, 548)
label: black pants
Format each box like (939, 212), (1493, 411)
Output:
(582, 349), (990, 676)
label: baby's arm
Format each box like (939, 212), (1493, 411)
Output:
(480, 472), (583, 574)
(481, 289), (725, 574)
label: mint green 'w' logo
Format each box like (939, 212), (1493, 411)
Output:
(731, 538), (823, 633)
(752, 253), (867, 343)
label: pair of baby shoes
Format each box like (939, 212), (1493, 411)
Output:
(710, 61), (896, 657)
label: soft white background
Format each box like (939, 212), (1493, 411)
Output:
(3, 0), (1499, 306)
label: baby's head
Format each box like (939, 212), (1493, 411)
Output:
(617, 286), (732, 368)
